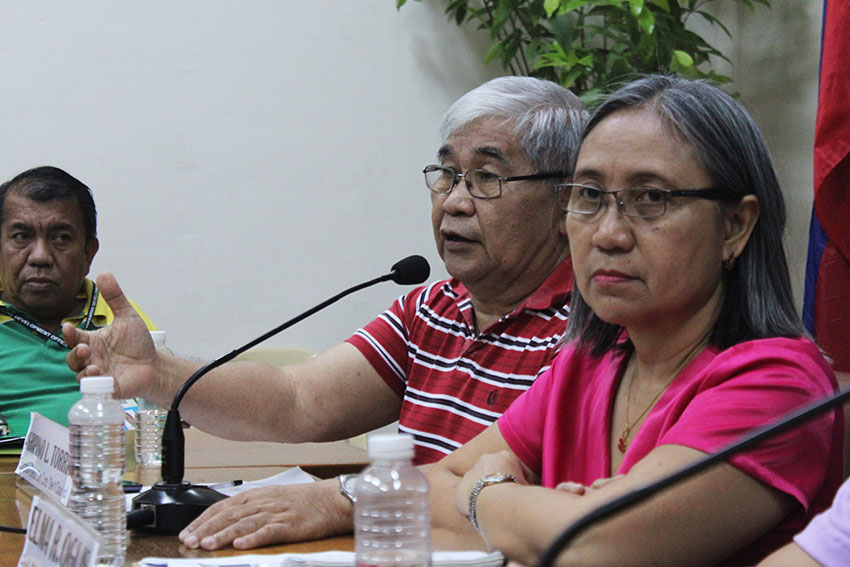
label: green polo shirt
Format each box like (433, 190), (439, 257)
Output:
(0, 278), (155, 436)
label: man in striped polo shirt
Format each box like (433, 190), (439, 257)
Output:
(65, 76), (588, 548)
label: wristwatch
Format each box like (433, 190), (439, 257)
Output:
(338, 473), (358, 504)
(468, 472), (518, 533)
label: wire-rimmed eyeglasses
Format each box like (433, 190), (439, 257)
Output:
(555, 183), (724, 219)
(423, 165), (569, 200)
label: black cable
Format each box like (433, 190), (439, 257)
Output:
(0, 524), (26, 534)
(126, 508), (155, 530)
(0, 499), (156, 534)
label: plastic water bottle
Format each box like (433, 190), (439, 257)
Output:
(134, 330), (170, 466)
(68, 376), (126, 567)
(355, 433), (431, 567)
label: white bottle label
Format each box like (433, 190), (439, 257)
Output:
(15, 413), (73, 505)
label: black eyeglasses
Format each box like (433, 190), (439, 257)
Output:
(423, 165), (568, 199)
(555, 183), (723, 219)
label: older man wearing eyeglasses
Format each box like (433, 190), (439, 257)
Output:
(63, 76), (588, 549)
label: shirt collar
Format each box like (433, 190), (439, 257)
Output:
(69, 278), (107, 326)
(0, 278), (101, 326)
(522, 256), (574, 311)
(450, 256), (574, 315)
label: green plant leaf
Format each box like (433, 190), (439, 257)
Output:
(673, 49), (694, 68)
(635, 4), (655, 35)
(536, 43), (569, 66)
(550, 13), (575, 50)
(648, 0), (670, 12)
(399, 0), (770, 97)
(448, 0), (467, 25)
(491, 0), (515, 31)
(554, 0), (599, 16)
(694, 9), (732, 38)
(740, 0), (772, 14)
(629, 0), (645, 17)
(484, 41), (505, 66)
(561, 66), (586, 88)
(501, 29), (524, 67)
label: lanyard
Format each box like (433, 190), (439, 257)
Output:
(0, 285), (99, 349)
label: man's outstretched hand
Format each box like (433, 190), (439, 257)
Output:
(64, 272), (158, 401)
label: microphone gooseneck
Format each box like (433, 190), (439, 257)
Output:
(536, 384), (850, 567)
(131, 255), (430, 534)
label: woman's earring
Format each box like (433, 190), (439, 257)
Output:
(723, 255), (737, 271)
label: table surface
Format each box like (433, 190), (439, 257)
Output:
(1, 428), (369, 565)
(178, 427), (369, 479)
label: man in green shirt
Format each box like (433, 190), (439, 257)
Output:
(0, 166), (154, 436)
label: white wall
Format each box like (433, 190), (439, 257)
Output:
(708, 0), (822, 313)
(0, 1), (498, 358)
(0, 1), (821, 359)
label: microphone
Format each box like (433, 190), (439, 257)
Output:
(130, 255), (430, 534)
(389, 255), (431, 285)
(536, 383), (850, 567)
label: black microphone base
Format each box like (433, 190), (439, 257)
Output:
(131, 482), (228, 534)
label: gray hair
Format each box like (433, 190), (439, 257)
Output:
(440, 76), (588, 174)
(565, 75), (804, 355)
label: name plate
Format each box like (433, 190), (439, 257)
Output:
(16, 413), (73, 505)
(18, 493), (99, 567)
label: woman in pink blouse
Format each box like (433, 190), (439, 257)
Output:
(427, 75), (843, 567)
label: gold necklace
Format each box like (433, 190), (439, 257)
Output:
(616, 343), (706, 454)
(617, 362), (669, 454)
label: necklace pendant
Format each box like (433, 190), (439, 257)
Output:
(618, 424), (631, 454)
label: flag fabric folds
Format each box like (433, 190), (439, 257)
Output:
(804, 0), (850, 372)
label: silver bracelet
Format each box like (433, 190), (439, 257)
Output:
(338, 473), (358, 504)
(468, 473), (518, 533)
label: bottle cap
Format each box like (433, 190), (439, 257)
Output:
(80, 376), (115, 394)
(367, 433), (415, 460)
(150, 330), (167, 347)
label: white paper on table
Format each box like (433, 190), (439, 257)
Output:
(211, 467), (316, 496)
(139, 550), (505, 567)
(126, 467), (316, 511)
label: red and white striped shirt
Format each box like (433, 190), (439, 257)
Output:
(346, 259), (573, 464)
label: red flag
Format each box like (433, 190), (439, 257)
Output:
(811, 0), (850, 372)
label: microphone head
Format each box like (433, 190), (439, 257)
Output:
(390, 255), (430, 285)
